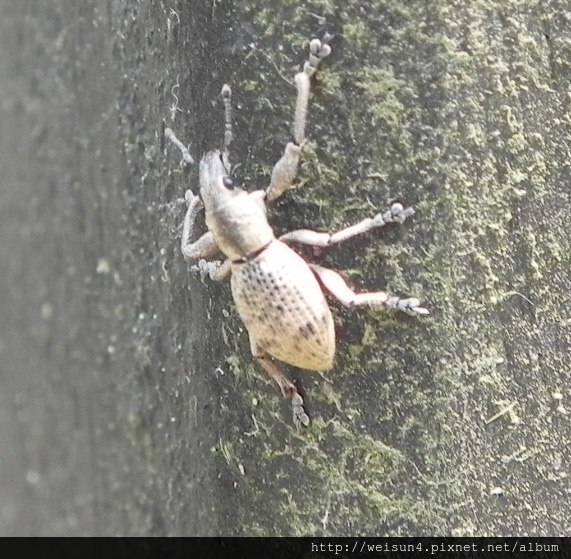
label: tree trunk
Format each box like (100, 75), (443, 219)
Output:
(1, 0), (569, 536)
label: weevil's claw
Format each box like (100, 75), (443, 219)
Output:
(190, 258), (222, 281)
(393, 297), (430, 317)
(291, 392), (310, 429)
(389, 202), (415, 223)
(373, 203), (415, 227)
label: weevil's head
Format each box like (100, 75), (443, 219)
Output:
(198, 150), (244, 210)
(199, 150), (274, 260)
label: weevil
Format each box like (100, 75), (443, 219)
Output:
(165, 35), (429, 428)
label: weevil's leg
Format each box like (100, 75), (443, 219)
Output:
(280, 202), (415, 248)
(251, 341), (310, 429)
(310, 264), (430, 317)
(165, 127), (195, 165)
(256, 357), (310, 430)
(190, 258), (232, 282)
(182, 193), (229, 280)
(166, 128), (226, 278)
(265, 36), (332, 204)
(181, 189), (221, 262)
(294, 36), (332, 144)
(266, 142), (302, 204)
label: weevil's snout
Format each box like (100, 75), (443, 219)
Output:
(199, 150), (242, 208)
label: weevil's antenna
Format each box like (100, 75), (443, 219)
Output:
(221, 84), (233, 156)
(164, 127), (195, 165)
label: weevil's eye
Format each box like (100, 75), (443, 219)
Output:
(222, 176), (235, 189)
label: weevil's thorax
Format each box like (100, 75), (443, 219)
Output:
(199, 151), (274, 261)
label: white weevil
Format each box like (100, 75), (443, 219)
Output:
(165, 35), (429, 428)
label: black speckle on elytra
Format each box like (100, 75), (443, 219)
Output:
(299, 322), (317, 336)
(259, 338), (272, 349)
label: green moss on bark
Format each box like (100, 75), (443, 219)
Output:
(207, 0), (571, 536)
(105, 0), (571, 536)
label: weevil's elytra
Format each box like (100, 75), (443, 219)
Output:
(165, 34), (429, 429)
(232, 240), (335, 372)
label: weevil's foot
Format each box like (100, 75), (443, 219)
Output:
(190, 258), (222, 280)
(304, 37), (332, 77)
(309, 37), (332, 58)
(389, 296), (430, 317)
(373, 202), (415, 227)
(291, 392), (310, 430)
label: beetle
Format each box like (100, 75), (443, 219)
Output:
(165, 35), (428, 428)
